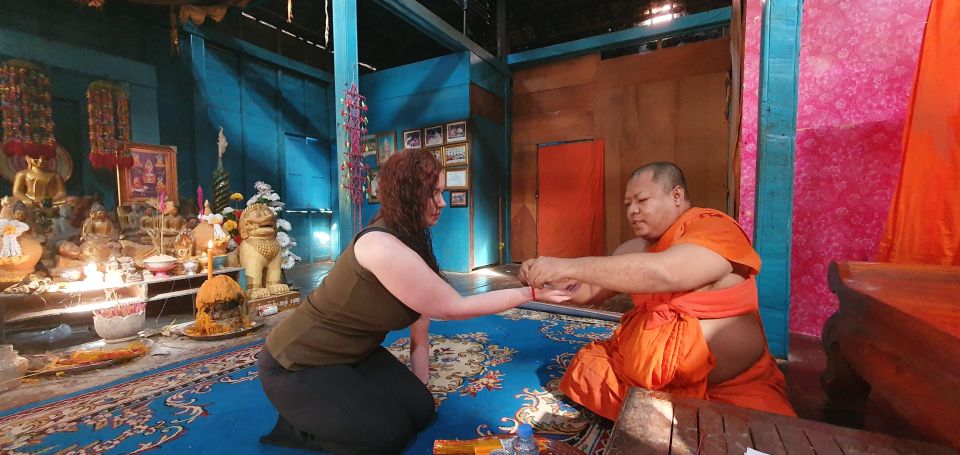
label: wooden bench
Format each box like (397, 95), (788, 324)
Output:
(605, 388), (956, 454)
(823, 261), (960, 448)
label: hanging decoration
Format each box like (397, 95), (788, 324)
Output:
(340, 83), (369, 233)
(86, 81), (133, 169)
(0, 59), (57, 160)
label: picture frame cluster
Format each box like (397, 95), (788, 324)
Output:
(367, 120), (470, 206)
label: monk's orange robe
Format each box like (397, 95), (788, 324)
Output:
(559, 208), (796, 420)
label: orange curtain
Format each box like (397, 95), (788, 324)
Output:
(537, 140), (605, 258)
(877, 0), (960, 265)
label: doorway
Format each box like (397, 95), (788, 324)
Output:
(537, 140), (605, 258)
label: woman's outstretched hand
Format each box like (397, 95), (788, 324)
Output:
(530, 287), (574, 304)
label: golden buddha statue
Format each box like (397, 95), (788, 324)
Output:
(79, 205), (120, 262)
(11, 156), (67, 207)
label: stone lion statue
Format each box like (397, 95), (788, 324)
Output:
(235, 203), (289, 299)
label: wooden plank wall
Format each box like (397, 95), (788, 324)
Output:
(510, 38), (732, 261)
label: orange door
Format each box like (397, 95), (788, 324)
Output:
(537, 140), (605, 257)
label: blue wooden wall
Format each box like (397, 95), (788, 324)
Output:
(0, 1), (334, 219)
(360, 53), (473, 272)
(360, 52), (507, 272)
(0, 0), (169, 208)
(183, 33), (333, 211)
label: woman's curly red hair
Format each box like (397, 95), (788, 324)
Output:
(371, 148), (443, 276)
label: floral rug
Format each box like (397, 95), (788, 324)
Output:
(0, 308), (618, 454)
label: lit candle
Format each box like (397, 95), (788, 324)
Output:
(207, 240), (214, 279)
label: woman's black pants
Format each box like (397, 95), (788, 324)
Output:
(258, 345), (436, 454)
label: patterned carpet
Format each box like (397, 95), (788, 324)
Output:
(0, 309), (618, 454)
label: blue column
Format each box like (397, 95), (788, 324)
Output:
(754, 0), (803, 358)
(186, 33), (208, 202)
(332, 0), (360, 256)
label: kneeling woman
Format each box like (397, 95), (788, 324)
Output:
(258, 149), (571, 454)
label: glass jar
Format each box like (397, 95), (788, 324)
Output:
(0, 344), (28, 393)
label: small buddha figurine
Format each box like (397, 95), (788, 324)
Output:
(159, 200), (186, 236)
(79, 205), (120, 262)
(139, 206), (157, 244)
(49, 240), (85, 278)
(155, 200), (186, 252)
(0, 196), (15, 219)
(11, 155), (67, 207)
(81, 204), (116, 242)
(49, 204), (79, 244)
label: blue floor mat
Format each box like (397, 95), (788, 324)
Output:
(0, 309), (617, 454)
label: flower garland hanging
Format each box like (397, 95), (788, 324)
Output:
(86, 80), (134, 169)
(0, 59), (57, 159)
(340, 83), (369, 233)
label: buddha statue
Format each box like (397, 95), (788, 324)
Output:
(79, 205), (120, 262)
(81, 205), (115, 242)
(158, 200), (186, 236)
(11, 156), (67, 207)
(49, 240), (85, 278)
(49, 204), (79, 244)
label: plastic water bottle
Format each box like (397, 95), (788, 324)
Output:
(512, 423), (540, 455)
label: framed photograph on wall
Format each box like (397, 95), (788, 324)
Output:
(119, 143), (178, 203)
(367, 169), (380, 203)
(402, 129), (422, 149)
(423, 125), (444, 147)
(449, 191), (468, 207)
(361, 134), (377, 157)
(376, 132), (396, 166)
(445, 167), (469, 190)
(445, 120), (467, 143)
(443, 143), (469, 167)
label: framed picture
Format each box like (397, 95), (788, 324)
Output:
(376, 132), (396, 166)
(367, 169), (380, 203)
(445, 120), (467, 143)
(428, 148), (443, 166)
(445, 167), (469, 190)
(423, 125), (444, 147)
(443, 143), (469, 167)
(119, 143), (178, 204)
(402, 129), (422, 149)
(361, 134), (377, 157)
(450, 191), (468, 207)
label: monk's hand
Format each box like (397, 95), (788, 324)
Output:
(533, 287), (573, 304)
(524, 256), (572, 288)
(517, 258), (536, 285)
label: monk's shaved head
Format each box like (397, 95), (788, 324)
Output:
(631, 162), (688, 200)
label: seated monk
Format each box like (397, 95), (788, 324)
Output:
(519, 162), (796, 420)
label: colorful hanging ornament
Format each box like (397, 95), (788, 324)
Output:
(0, 59), (57, 159)
(86, 80), (133, 169)
(340, 83), (369, 233)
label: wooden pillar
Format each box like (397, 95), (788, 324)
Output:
(754, 0), (803, 358)
(332, 0), (360, 256)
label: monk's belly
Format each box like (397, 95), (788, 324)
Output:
(700, 312), (766, 384)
